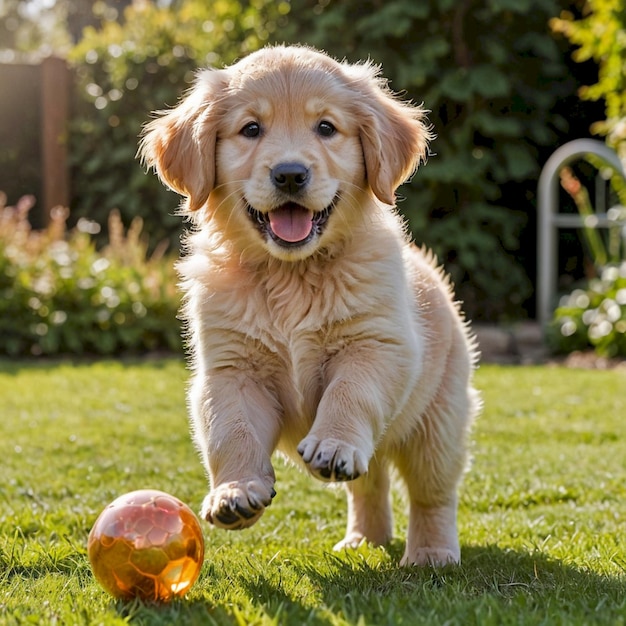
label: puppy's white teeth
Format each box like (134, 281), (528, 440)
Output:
(247, 206), (266, 225)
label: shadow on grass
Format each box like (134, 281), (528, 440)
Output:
(231, 543), (625, 624)
(90, 543), (626, 624)
(77, 543), (614, 625)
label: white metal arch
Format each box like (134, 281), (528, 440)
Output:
(536, 138), (626, 330)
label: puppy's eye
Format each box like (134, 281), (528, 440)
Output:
(240, 122), (261, 138)
(317, 121), (337, 138)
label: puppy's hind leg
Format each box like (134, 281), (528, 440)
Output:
(333, 456), (393, 551)
(401, 495), (460, 567)
(394, 394), (474, 566)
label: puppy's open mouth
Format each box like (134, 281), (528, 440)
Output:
(247, 199), (336, 247)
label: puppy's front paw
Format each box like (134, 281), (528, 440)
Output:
(201, 479), (276, 530)
(297, 435), (368, 482)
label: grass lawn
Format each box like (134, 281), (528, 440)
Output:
(0, 358), (625, 625)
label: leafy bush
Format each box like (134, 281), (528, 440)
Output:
(280, 0), (600, 320)
(0, 192), (181, 356)
(552, 0), (626, 162)
(548, 262), (626, 357)
(66, 0), (602, 321)
(547, 2), (626, 357)
(547, 166), (626, 357)
(68, 0), (288, 252)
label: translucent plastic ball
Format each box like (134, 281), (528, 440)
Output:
(88, 489), (205, 602)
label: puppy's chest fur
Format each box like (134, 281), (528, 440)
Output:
(199, 252), (404, 349)
(185, 241), (416, 443)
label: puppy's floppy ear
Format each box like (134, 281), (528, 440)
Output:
(139, 69), (228, 212)
(347, 64), (433, 206)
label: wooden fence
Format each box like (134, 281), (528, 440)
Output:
(0, 57), (70, 225)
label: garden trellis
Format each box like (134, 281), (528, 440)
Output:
(537, 138), (626, 330)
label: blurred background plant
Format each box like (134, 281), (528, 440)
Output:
(552, 0), (626, 165)
(280, 0), (600, 322)
(548, 262), (626, 357)
(0, 0), (625, 356)
(547, 166), (626, 357)
(0, 191), (181, 356)
(547, 0), (626, 356)
(68, 0), (289, 253)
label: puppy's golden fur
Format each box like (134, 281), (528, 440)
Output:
(141, 45), (480, 566)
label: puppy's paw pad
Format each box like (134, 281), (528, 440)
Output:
(201, 479), (275, 530)
(297, 435), (367, 482)
(400, 547), (460, 567)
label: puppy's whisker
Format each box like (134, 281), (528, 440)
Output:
(329, 183), (364, 241)
(203, 184), (248, 234)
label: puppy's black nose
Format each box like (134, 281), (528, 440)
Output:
(271, 162), (310, 195)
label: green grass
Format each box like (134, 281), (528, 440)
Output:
(0, 359), (625, 625)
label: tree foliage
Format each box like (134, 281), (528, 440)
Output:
(0, 0), (71, 57)
(3, 0), (603, 321)
(67, 0), (289, 252)
(280, 0), (597, 320)
(552, 1), (626, 161)
(547, 3), (626, 357)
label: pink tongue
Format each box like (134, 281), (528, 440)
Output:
(268, 204), (314, 243)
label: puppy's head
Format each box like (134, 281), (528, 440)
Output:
(140, 45), (432, 262)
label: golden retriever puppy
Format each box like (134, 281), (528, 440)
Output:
(140, 45), (480, 566)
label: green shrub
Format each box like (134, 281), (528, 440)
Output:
(66, 0), (600, 321)
(547, 164), (626, 357)
(552, 0), (626, 163)
(0, 192), (181, 356)
(68, 0), (288, 252)
(548, 262), (626, 357)
(280, 0), (596, 320)
(549, 2), (626, 358)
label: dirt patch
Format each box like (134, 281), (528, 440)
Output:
(474, 323), (626, 369)
(547, 351), (626, 370)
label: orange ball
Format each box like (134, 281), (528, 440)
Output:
(88, 489), (204, 602)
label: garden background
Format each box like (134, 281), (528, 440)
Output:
(1, 2), (626, 624)
(1, 0), (625, 358)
